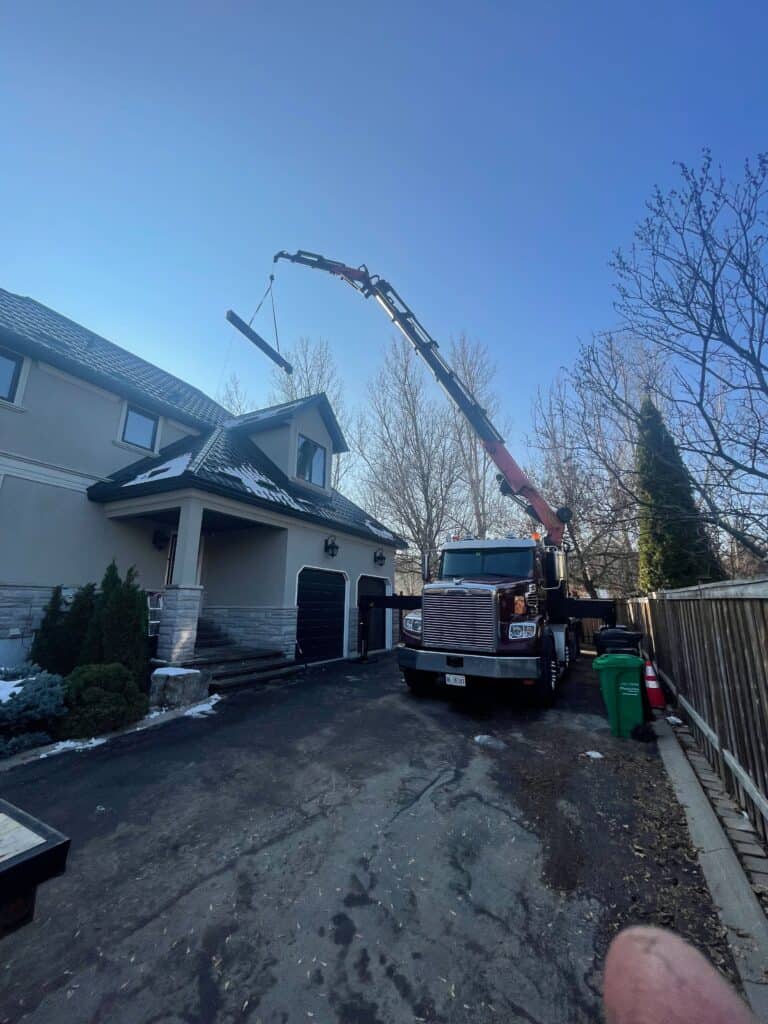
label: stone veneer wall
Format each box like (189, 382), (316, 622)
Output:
(157, 585), (203, 664)
(202, 606), (298, 660)
(0, 585), (82, 640)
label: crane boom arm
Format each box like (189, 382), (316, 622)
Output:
(273, 249), (567, 545)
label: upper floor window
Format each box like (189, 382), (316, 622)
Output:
(0, 348), (23, 403)
(296, 434), (326, 487)
(123, 405), (158, 450)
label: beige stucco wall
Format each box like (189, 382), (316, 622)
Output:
(0, 475), (169, 588)
(201, 524), (288, 605)
(1, 358), (195, 479)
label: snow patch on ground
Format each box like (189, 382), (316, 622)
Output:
(583, 750), (604, 759)
(183, 694), (222, 718)
(38, 738), (107, 758)
(153, 666), (198, 677)
(474, 734), (506, 750)
(0, 680), (24, 703)
(666, 715), (683, 726)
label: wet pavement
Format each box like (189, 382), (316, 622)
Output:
(0, 653), (734, 1023)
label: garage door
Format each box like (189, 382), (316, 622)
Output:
(358, 576), (387, 652)
(297, 568), (346, 662)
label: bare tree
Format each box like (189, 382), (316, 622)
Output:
(446, 335), (515, 538)
(353, 338), (461, 588)
(612, 150), (768, 564)
(217, 371), (252, 416)
(269, 337), (350, 489)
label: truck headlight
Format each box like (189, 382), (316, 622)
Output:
(508, 622), (537, 640)
(403, 611), (422, 634)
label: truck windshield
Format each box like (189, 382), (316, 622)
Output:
(440, 548), (534, 579)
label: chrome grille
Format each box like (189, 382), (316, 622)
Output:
(422, 589), (496, 652)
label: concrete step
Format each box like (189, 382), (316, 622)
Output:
(206, 657), (289, 680)
(186, 645), (283, 666)
(211, 660), (299, 691)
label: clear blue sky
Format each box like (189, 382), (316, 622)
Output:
(2, 1), (767, 445)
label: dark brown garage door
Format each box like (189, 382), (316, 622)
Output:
(358, 575), (387, 652)
(297, 568), (346, 662)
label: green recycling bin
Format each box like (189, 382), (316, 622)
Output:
(593, 653), (645, 738)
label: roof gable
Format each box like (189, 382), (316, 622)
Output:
(229, 393), (349, 453)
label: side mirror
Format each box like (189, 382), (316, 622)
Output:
(421, 551), (431, 582)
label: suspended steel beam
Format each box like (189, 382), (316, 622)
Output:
(225, 310), (293, 375)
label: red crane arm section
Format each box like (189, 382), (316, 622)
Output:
(483, 441), (565, 544)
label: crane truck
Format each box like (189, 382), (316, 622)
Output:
(271, 250), (615, 705)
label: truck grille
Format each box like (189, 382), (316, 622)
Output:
(422, 590), (496, 653)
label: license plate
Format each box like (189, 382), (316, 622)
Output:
(445, 673), (466, 687)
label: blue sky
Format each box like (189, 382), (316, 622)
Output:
(2, 1), (767, 446)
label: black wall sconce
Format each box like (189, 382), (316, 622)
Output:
(373, 549), (386, 567)
(152, 530), (170, 551)
(324, 535), (339, 558)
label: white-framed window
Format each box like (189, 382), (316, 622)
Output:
(296, 434), (326, 487)
(0, 348), (24, 404)
(121, 404), (159, 451)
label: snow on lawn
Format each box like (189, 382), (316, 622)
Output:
(38, 738), (107, 759)
(0, 680), (23, 703)
(183, 694), (222, 718)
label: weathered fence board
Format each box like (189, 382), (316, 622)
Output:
(618, 578), (768, 843)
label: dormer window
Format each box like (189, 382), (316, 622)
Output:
(123, 405), (159, 450)
(297, 434), (326, 487)
(0, 348), (23, 403)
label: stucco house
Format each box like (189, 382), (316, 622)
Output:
(0, 288), (404, 672)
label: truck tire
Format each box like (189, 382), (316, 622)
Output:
(563, 628), (579, 675)
(530, 637), (558, 708)
(402, 669), (435, 696)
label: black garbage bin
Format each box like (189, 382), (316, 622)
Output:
(595, 625), (643, 656)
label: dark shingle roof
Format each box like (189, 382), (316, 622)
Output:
(229, 394), (349, 453)
(0, 288), (227, 428)
(88, 427), (406, 547)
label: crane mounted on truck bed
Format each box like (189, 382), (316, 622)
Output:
(273, 248), (615, 693)
(273, 249), (572, 547)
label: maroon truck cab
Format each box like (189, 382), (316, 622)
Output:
(397, 538), (579, 706)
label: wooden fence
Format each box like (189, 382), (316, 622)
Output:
(618, 578), (768, 843)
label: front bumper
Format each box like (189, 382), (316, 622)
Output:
(397, 645), (540, 680)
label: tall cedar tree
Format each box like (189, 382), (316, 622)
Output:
(101, 566), (149, 686)
(636, 397), (723, 591)
(56, 583), (97, 675)
(78, 561), (122, 665)
(29, 585), (65, 672)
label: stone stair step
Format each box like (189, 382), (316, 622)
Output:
(211, 661), (300, 691)
(186, 645), (283, 665)
(206, 657), (289, 679)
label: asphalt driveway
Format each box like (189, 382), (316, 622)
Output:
(0, 654), (734, 1023)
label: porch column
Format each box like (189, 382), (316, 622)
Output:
(172, 498), (203, 586)
(158, 499), (204, 663)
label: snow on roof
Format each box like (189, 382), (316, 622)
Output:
(121, 453), (192, 487)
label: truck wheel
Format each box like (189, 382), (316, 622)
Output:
(531, 638), (558, 708)
(563, 629), (578, 675)
(403, 669), (434, 696)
